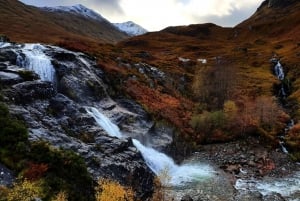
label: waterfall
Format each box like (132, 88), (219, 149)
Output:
(86, 106), (214, 186)
(274, 61), (284, 80)
(132, 139), (214, 186)
(16, 44), (56, 82)
(0, 42), (11, 48)
(85, 107), (122, 138)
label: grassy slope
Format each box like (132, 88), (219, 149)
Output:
(0, 0), (128, 44)
(112, 1), (300, 154)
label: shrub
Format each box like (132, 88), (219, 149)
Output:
(95, 178), (134, 201)
(7, 179), (44, 201)
(51, 191), (68, 201)
(28, 142), (94, 201)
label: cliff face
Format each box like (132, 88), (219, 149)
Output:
(0, 42), (155, 200)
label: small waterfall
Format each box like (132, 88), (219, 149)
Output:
(0, 42), (11, 48)
(16, 44), (56, 82)
(274, 61), (284, 80)
(86, 106), (214, 186)
(85, 107), (122, 138)
(132, 139), (214, 186)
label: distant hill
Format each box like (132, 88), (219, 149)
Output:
(0, 0), (129, 44)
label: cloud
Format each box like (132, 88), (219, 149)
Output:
(117, 0), (263, 31)
(19, 0), (264, 31)
(19, 0), (124, 17)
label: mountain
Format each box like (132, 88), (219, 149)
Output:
(114, 21), (148, 36)
(236, 0), (300, 41)
(42, 4), (106, 22)
(1, 0), (300, 200)
(0, 0), (128, 44)
(114, 0), (300, 154)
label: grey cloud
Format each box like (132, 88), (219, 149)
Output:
(191, 6), (258, 27)
(19, 0), (124, 15)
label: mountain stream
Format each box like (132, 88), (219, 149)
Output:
(2, 42), (299, 200)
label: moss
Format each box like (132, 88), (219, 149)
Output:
(18, 70), (39, 81)
(289, 152), (300, 161)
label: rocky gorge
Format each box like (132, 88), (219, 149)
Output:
(0, 38), (300, 201)
(0, 41), (157, 199)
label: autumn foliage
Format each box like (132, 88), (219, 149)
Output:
(95, 179), (134, 201)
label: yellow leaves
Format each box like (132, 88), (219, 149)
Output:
(223, 100), (238, 117)
(0, 185), (9, 201)
(95, 178), (134, 201)
(51, 191), (68, 201)
(6, 179), (44, 201)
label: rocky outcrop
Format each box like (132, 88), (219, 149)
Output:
(4, 81), (56, 103)
(0, 163), (15, 186)
(0, 42), (155, 199)
(49, 48), (107, 102)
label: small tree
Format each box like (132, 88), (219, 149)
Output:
(95, 178), (134, 201)
(7, 179), (44, 201)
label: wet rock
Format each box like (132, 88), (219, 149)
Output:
(52, 51), (77, 61)
(4, 81), (56, 103)
(51, 62), (73, 78)
(49, 93), (77, 117)
(235, 191), (263, 201)
(263, 193), (285, 201)
(0, 62), (7, 70)
(181, 195), (193, 201)
(0, 71), (22, 85)
(0, 163), (15, 186)
(0, 50), (17, 64)
(54, 54), (107, 102)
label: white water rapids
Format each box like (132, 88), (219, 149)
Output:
(86, 106), (215, 186)
(16, 44), (56, 82)
(235, 172), (300, 200)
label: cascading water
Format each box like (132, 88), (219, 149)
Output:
(274, 61), (284, 80)
(132, 139), (214, 186)
(235, 172), (300, 200)
(16, 44), (56, 82)
(86, 106), (215, 186)
(85, 107), (122, 138)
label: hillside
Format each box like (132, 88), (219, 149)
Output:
(109, 0), (300, 155)
(1, 0), (300, 200)
(0, 0), (128, 44)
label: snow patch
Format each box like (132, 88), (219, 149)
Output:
(43, 4), (107, 22)
(113, 21), (148, 36)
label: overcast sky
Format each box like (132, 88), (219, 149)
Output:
(19, 0), (264, 31)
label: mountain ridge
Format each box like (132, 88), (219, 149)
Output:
(42, 4), (108, 23)
(0, 0), (128, 44)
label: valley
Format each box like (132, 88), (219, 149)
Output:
(0, 0), (300, 200)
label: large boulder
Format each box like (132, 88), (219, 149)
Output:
(4, 80), (56, 103)
(0, 50), (17, 65)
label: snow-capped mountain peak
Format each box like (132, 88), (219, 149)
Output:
(113, 21), (148, 36)
(43, 4), (106, 22)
